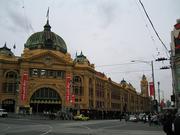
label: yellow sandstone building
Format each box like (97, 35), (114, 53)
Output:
(0, 20), (150, 119)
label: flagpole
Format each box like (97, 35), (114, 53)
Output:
(13, 44), (16, 55)
(46, 7), (49, 22)
(151, 60), (156, 100)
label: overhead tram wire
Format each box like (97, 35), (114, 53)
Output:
(95, 62), (138, 68)
(22, 0), (34, 35)
(133, 0), (160, 56)
(95, 61), (168, 75)
(105, 68), (166, 75)
(22, 0), (29, 35)
(138, 0), (170, 58)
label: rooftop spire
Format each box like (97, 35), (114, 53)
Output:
(44, 7), (51, 31)
(46, 7), (49, 22)
(4, 42), (7, 48)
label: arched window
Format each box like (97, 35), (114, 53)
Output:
(89, 78), (93, 98)
(30, 87), (61, 102)
(89, 78), (94, 108)
(3, 71), (18, 93)
(6, 71), (17, 79)
(73, 76), (83, 96)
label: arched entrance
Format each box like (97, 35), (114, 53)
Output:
(2, 99), (15, 112)
(30, 87), (61, 113)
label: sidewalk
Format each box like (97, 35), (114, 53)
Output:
(8, 113), (46, 120)
(8, 113), (72, 120)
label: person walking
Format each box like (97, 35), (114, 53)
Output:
(174, 110), (180, 135)
(162, 112), (174, 135)
(148, 113), (151, 126)
(119, 113), (122, 121)
(125, 113), (129, 122)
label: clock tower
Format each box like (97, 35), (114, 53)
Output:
(141, 75), (149, 97)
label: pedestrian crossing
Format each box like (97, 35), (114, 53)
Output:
(97, 129), (166, 135)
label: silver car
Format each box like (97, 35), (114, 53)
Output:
(0, 109), (8, 117)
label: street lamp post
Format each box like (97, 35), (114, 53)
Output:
(131, 60), (158, 112)
(151, 61), (156, 100)
(131, 60), (156, 100)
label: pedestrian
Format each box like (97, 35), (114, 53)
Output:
(174, 110), (180, 135)
(143, 114), (147, 123)
(125, 114), (129, 122)
(148, 113), (151, 126)
(119, 113), (122, 121)
(162, 112), (174, 135)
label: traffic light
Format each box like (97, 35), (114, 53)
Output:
(155, 57), (168, 61)
(171, 95), (175, 102)
(153, 99), (158, 112)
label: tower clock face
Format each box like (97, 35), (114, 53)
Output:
(142, 87), (147, 92)
(44, 56), (53, 65)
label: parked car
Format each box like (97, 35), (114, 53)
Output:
(151, 115), (158, 124)
(129, 115), (138, 122)
(142, 115), (149, 122)
(74, 114), (89, 121)
(0, 109), (8, 117)
(138, 113), (145, 121)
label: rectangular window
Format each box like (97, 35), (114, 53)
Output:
(40, 69), (46, 76)
(49, 71), (54, 77)
(32, 69), (38, 76)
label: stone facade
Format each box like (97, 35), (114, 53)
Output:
(0, 20), (151, 118)
(171, 19), (180, 109)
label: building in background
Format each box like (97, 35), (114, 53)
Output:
(0, 19), (151, 118)
(170, 19), (180, 109)
(141, 75), (149, 97)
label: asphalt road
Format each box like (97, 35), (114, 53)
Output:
(0, 117), (166, 135)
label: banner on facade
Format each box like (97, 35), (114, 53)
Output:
(20, 71), (28, 102)
(149, 82), (154, 96)
(66, 75), (71, 104)
(71, 94), (75, 105)
(160, 99), (165, 108)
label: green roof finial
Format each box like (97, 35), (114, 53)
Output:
(75, 51), (78, 58)
(4, 42), (7, 47)
(44, 7), (51, 31)
(80, 51), (83, 56)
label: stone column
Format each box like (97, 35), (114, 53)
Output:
(83, 75), (89, 109)
(93, 79), (96, 109)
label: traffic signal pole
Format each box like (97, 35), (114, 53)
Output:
(151, 61), (156, 100)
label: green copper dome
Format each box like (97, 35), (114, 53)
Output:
(25, 20), (67, 53)
(74, 51), (90, 64)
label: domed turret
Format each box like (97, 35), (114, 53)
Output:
(0, 43), (14, 56)
(120, 78), (127, 88)
(74, 51), (90, 65)
(25, 20), (67, 53)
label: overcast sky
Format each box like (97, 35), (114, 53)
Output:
(0, 0), (179, 101)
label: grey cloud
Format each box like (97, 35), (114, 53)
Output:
(96, 1), (119, 27)
(7, 9), (27, 32)
(0, 0), (33, 33)
(76, 0), (120, 28)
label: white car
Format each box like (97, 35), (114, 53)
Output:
(129, 115), (138, 122)
(0, 109), (8, 117)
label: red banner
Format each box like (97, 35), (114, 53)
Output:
(20, 71), (28, 102)
(71, 94), (75, 105)
(66, 75), (71, 104)
(149, 82), (154, 96)
(175, 44), (180, 49)
(160, 99), (165, 108)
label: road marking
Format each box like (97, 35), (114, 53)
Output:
(80, 124), (94, 135)
(40, 125), (52, 135)
(1, 126), (10, 132)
